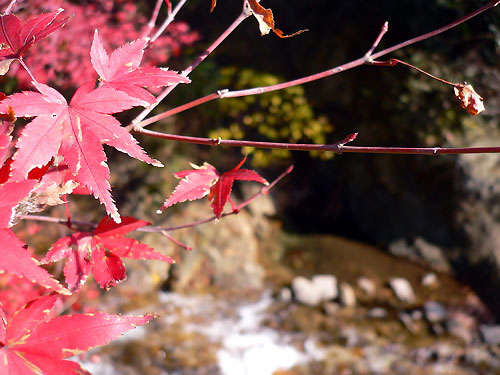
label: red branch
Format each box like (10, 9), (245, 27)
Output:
(127, 2), (251, 131)
(133, 1), (498, 130)
(133, 128), (500, 155)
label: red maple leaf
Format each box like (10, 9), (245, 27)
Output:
(0, 294), (154, 374)
(0, 228), (68, 295)
(1, 81), (162, 222)
(91, 30), (190, 104)
(0, 10), (68, 75)
(0, 120), (13, 166)
(159, 156), (269, 218)
(42, 216), (174, 291)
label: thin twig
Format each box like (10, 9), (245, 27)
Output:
(370, 0), (499, 60)
(136, 92), (223, 128)
(365, 21), (389, 59)
(142, 0), (164, 38)
(161, 230), (191, 251)
(127, 2), (251, 131)
(3, 0), (17, 13)
(150, 0), (189, 43)
(133, 128), (500, 155)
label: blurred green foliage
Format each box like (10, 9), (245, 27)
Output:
(207, 67), (334, 166)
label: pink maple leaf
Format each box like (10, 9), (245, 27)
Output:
(0, 10), (68, 75)
(0, 294), (154, 375)
(0, 228), (68, 295)
(91, 30), (190, 103)
(159, 156), (269, 218)
(42, 216), (174, 291)
(1, 81), (162, 222)
(0, 120), (13, 166)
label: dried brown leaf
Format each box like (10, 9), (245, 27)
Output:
(453, 83), (485, 115)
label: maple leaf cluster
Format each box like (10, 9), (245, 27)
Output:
(1, 0), (198, 88)
(0, 5), (272, 370)
(0, 9), (194, 372)
(0, 16), (190, 222)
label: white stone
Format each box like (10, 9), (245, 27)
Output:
(292, 276), (322, 307)
(479, 325), (500, 345)
(424, 301), (447, 323)
(357, 276), (376, 295)
(389, 278), (416, 304)
(366, 307), (387, 319)
(311, 274), (338, 301)
(278, 287), (292, 302)
(291, 275), (338, 307)
(421, 272), (438, 287)
(339, 282), (356, 307)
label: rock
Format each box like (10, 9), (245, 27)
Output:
(479, 325), (500, 345)
(366, 307), (387, 319)
(421, 272), (438, 287)
(323, 302), (340, 316)
(446, 311), (477, 344)
(279, 287), (292, 302)
(413, 237), (451, 272)
(453, 128), (500, 315)
(388, 238), (451, 272)
(291, 275), (338, 307)
(292, 276), (322, 306)
(339, 282), (356, 307)
(399, 312), (418, 334)
(357, 276), (376, 296)
(411, 310), (423, 321)
(424, 301), (447, 323)
(169, 201), (268, 293)
(389, 278), (416, 304)
(311, 274), (338, 301)
(388, 238), (414, 259)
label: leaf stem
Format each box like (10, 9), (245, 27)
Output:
(370, 58), (456, 86)
(18, 59), (38, 84)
